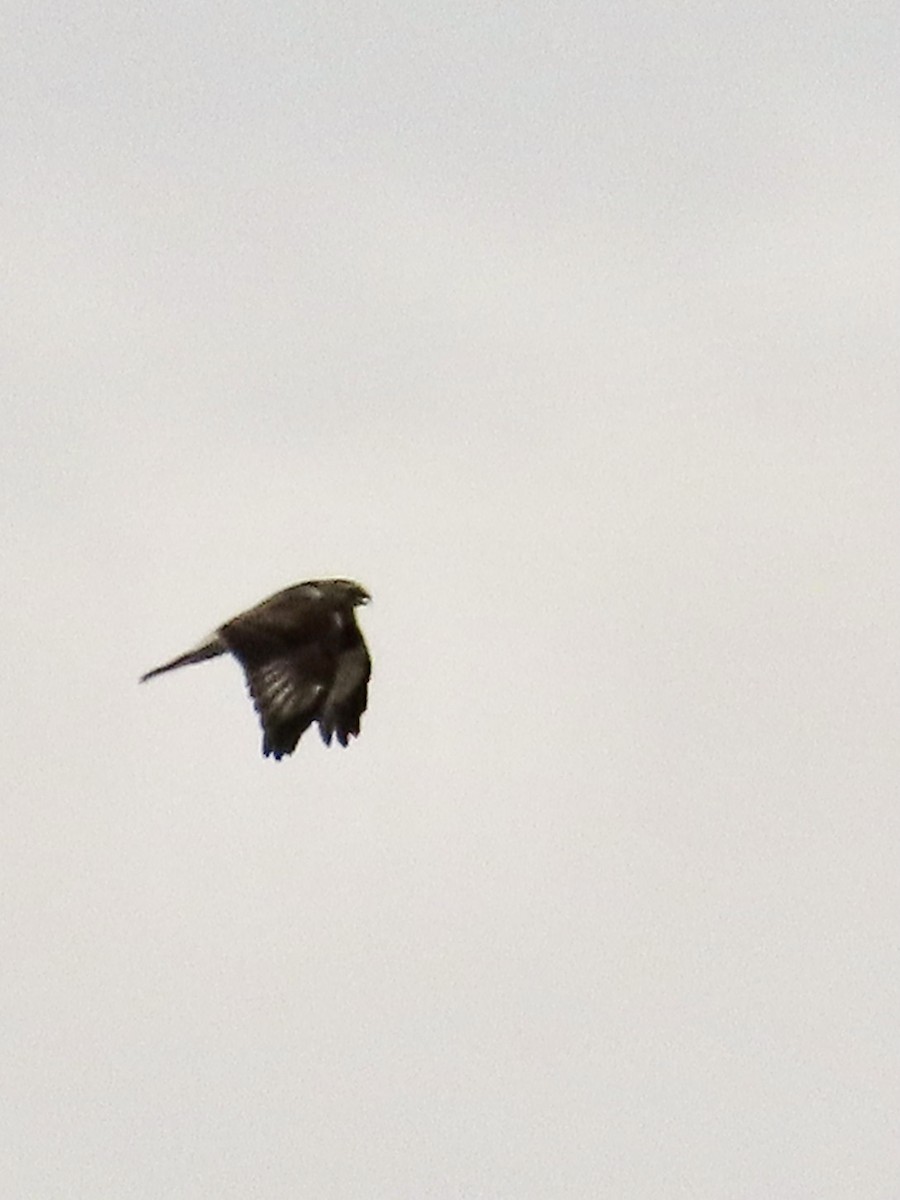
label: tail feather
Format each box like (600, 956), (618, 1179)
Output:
(140, 635), (226, 683)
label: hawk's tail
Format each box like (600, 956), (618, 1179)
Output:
(139, 634), (226, 683)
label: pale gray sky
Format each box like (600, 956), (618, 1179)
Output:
(2, 3), (899, 1197)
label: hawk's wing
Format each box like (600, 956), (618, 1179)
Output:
(219, 583), (368, 758)
(317, 637), (371, 747)
(221, 594), (335, 760)
(241, 651), (329, 760)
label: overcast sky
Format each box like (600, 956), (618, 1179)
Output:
(2, 3), (899, 1197)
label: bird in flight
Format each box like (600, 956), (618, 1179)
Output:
(140, 579), (372, 759)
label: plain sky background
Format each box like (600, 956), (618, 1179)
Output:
(2, 3), (899, 1197)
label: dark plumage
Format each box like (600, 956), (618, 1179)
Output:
(140, 579), (371, 758)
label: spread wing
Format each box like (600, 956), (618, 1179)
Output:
(241, 651), (329, 760)
(317, 637), (371, 747)
(220, 593), (334, 759)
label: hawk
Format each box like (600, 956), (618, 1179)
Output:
(140, 579), (371, 759)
